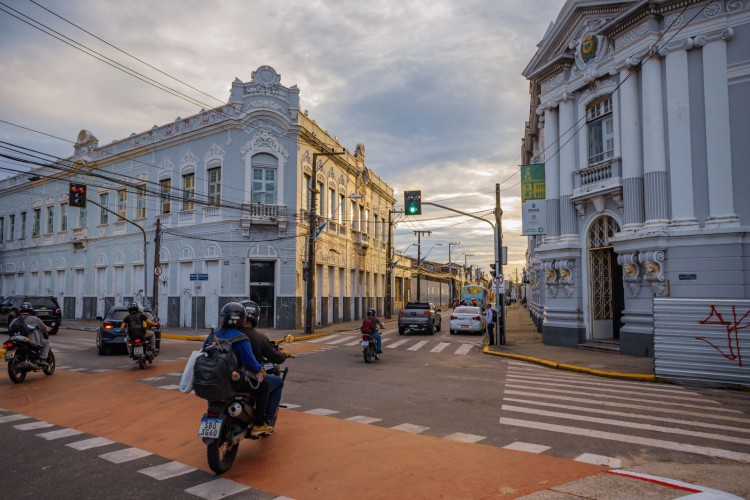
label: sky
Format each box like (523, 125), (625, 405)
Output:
(0, 0), (568, 283)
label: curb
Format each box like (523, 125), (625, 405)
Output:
(482, 345), (660, 383)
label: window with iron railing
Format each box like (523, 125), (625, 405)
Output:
(160, 178), (171, 214)
(587, 96), (614, 165)
(208, 167), (221, 206)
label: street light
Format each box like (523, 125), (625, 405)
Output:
(419, 242), (443, 265)
(463, 253), (474, 282)
(448, 241), (460, 303)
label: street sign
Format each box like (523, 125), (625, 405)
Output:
(189, 273), (198, 281)
(154, 266), (162, 276)
(198, 273), (208, 281)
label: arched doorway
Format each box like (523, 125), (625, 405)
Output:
(588, 216), (624, 340)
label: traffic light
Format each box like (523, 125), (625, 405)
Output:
(69, 183), (87, 208)
(404, 190), (422, 215)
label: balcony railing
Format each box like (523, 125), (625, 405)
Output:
(572, 157), (622, 200)
(178, 209), (195, 225)
(203, 205), (221, 219)
(241, 203), (286, 224)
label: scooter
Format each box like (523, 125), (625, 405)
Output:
(4, 335), (56, 383)
(362, 333), (380, 363)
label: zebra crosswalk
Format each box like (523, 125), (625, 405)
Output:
(499, 361), (750, 463)
(302, 333), (482, 355)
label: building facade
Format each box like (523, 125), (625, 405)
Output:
(521, 1), (750, 356)
(0, 65), (394, 329)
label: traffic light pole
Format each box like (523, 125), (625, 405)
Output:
(422, 201), (503, 345)
(86, 198), (149, 309)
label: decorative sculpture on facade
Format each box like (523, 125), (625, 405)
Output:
(542, 260), (559, 297)
(638, 250), (666, 295)
(617, 252), (642, 297)
(556, 259), (575, 297)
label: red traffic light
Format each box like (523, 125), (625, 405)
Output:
(69, 183), (87, 207)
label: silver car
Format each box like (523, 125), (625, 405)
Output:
(449, 306), (486, 335)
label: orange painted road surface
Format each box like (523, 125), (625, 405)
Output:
(0, 352), (604, 499)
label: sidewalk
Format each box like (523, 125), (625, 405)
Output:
(60, 305), (656, 381)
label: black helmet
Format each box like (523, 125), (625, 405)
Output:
(128, 304), (140, 314)
(243, 304), (259, 328)
(367, 308), (376, 316)
(19, 302), (34, 315)
(220, 302), (246, 329)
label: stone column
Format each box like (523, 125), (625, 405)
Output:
(641, 55), (669, 224)
(699, 30), (739, 227)
(544, 106), (561, 238)
(619, 65), (644, 229)
(558, 97), (577, 238)
(663, 41), (698, 228)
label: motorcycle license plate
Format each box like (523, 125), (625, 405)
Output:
(133, 346), (144, 356)
(198, 417), (222, 438)
(3, 350), (15, 360)
(362, 340), (369, 348)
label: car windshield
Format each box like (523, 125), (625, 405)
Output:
(108, 310), (130, 322)
(454, 307), (481, 314)
(30, 298), (58, 309)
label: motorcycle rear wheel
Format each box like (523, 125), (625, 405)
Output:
(43, 351), (56, 376)
(207, 417), (239, 474)
(363, 347), (371, 363)
(137, 356), (146, 369)
(7, 357), (26, 384)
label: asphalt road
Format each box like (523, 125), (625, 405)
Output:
(1, 319), (749, 499)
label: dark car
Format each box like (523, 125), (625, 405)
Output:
(397, 301), (442, 335)
(96, 306), (161, 355)
(0, 295), (62, 335)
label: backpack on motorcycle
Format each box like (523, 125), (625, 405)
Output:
(192, 332), (246, 401)
(124, 313), (146, 340)
(360, 317), (375, 335)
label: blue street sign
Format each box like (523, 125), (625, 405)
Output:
(189, 273), (198, 281)
(198, 274), (208, 281)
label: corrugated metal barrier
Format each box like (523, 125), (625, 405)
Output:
(654, 298), (750, 387)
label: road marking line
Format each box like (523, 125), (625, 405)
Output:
(505, 376), (717, 403)
(391, 423), (429, 434)
(99, 447), (153, 463)
(505, 368), (695, 395)
(499, 417), (750, 462)
(444, 432), (486, 443)
(504, 391), (750, 423)
(37, 428), (84, 440)
(503, 442), (550, 453)
(345, 339), (361, 346)
(66, 368), (86, 372)
(505, 384), (735, 412)
(575, 453), (622, 468)
(327, 336), (354, 345)
(454, 344), (473, 355)
(91, 369), (113, 373)
(14, 421), (54, 430)
(307, 335), (340, 343)
(142, 376), (166, 381)
(607, 470), (743, 497)
(430, 342), (450, 353)
(281, 403), (301, 409)
(66, 437), (116, 450)
(386, 339), (409, 348)
(139, 461), (197, 480)
(184, 478), (249, 499)
(503, 397), (750, 434)
(157, 384), (181, 390)
(56, 365), (73, 370)
(0, 414), (29, 424)
(304, 408), (339, 416)
(345, 416), (382, 424)
(167, 372), (183, 377)
(407, 341), (429, 351)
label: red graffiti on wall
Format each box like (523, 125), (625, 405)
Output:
(696, 305), (749, 367)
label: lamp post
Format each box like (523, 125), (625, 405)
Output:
(419, 242), (443, 265)
(463, 253), (474, 283)
(448, 241), (460, 304)
(305, 149), (344, 335)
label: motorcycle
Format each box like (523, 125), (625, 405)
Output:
(362, 332), (380, 363)
(129, 335), (156, 369)
(198, 333), (294, 474)
(4, 335), (56, 383)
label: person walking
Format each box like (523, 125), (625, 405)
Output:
(485, 303), (496, 346)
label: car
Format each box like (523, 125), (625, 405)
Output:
(96, 306), (161, 355)
(397, 301), (442, 335)
(449, 306), (486, 335)
(0, 295), (62, 335)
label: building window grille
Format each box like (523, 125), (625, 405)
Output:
(60, 203), (68, 231)
(182, 173), (195, 211)
(99, 193), (109, 225)
(32, 208), (41, 237)
(207, 167), (221, 206)
(160, 179), (171, 214)
(136, 185), (147, 219)
(117, 189), (127, 218)
(587, 96), (614, 165)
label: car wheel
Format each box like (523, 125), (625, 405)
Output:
(436, 321), (441, 332)
(398, 326), (405, 336)
(49, 327), (59, 336)
(449, 329), (455, 335)
(428, 326), (434, 336)
(96, 333), (107, 356)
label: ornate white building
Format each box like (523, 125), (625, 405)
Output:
(0, 65), (394, 329)
(521, 0), (750, 356)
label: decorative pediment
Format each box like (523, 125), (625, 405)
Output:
(241, 130), (289, 166)
(179, 151), (199, 171)
(204, 143), (225, 167)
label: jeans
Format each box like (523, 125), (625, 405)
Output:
(372, 332), (382, 351)
(487, 322), (495, 345)
(263, 374), (284, 424)
(126, 332), (156, 355)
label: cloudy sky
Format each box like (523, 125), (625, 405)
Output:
(0, 0), (567, 281)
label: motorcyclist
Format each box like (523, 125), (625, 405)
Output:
(121, 304), (159, 357)
(208, 302), (273, 437)
(365, 308), (384, 353)
(239, 306), (289, 432)
(8, 302), (50, 368)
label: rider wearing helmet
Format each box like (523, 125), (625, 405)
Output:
(366, 308), (385, 353)
(240, 305), (289, 433)
(8, 302), (51, 367)
(207, 302), (272, 437)
(121, 303), (159, 357)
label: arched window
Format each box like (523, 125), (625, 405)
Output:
(587, 96), (614, 165)
(251, 153), (277, 204)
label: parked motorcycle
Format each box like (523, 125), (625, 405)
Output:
(129, 336), (156, 369)
(197, 333), (294, 475)
(4, 335), (56, 383)
(362, 333), (380, 363)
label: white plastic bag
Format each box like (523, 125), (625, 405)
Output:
(179, 350), (203, 393)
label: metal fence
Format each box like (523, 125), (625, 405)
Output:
(654, 298), (750, 387)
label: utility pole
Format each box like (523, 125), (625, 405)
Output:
(385, 209), (402, 319)
(464, 253), (474, 282)
(152, 218), (161, 319)
(414, 230), (431, 301)
(495, 183), (505, 345)
(448, 241), (460, 304)
(305, 148), (344, 335)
